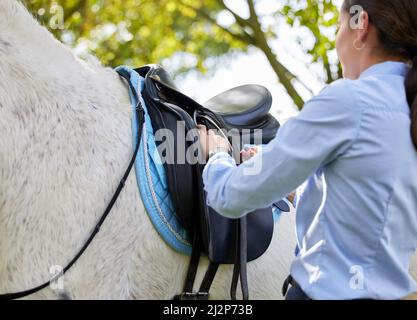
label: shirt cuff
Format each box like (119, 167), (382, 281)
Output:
(203, 152), (236, 181)
(208, 151), (234, 163)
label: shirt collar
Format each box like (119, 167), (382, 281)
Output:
(359, 61), (410, 79)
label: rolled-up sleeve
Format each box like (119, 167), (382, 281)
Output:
(202, 79), (362, 218)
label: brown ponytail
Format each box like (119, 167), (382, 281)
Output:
(406, 56), (417, 149)
(343, 0), (417, 149)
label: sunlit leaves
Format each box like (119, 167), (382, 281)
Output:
(24, 0), (243, 74)
(280, 0), (340, 82)
(23, 0), (341, 104)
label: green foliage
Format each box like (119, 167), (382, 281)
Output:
(24, 0), (246, 73)
(281, 0), (341, 82)
(24, 0), (342, 109)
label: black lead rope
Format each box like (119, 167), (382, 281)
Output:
(0, 103), (145, 300)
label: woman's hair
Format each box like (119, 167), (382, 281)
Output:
(343, 0), (417, 149)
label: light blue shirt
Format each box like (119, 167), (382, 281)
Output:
(202, 61), (417, 300)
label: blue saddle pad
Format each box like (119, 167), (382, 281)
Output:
(116, 66), (286, 256)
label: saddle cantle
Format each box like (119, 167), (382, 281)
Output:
(135, 64), (281, 300)
(203, 85), (279, 143)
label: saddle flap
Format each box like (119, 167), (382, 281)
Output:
(202, 207), (274, 264)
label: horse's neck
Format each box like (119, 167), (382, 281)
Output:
(0, 0), (128, 107)
(1, 0), (76, 80)
(0, 0), (135, 273)
(0, 1), (131, 161)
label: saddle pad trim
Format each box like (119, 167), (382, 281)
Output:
(141, 118), (192, 250)
(116, 66), (192, 255)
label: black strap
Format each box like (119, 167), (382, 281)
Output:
(199, 262), (219, 295)
(231, 219), (240, 300)
(174, 222), (220, 301)
(231, 261), (240, 300)
(0, 103), (145, 300)
(282, 274), (304, 297)
(231, 217), (249, 300)
(282, 275), (292, 297)
(182, 231), (202, 294)
(175, 260), (219, 301)
(239, 217), (249, 300)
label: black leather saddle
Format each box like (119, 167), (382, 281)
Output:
(135, 65), (281, 300)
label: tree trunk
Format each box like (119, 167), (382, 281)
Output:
(249, 23), (305, 109)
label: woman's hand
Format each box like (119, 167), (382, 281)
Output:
(197, 125), (230, 160)
(240, 146), (259, 162)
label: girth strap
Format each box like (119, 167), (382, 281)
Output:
(180, 231), (202, 295)
(175, 218), (249, 301)
(231, 217), (249, 300)
(199, 262), (219, 295)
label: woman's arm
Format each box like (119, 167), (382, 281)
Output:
(243, 147), (296, 209)
(202, 79), (362, 218)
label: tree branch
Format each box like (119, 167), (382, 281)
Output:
(215, 0), (252, 29)
(246, 0), (257, 20)
(179, 1), (254, 44)
(238, 1), (306, 107)
(246, 0), (263, 30)
(322, 55), (334, 84)
(257, 39), (305, 108)
(282, 64), (315, 97)
(279, 46), (319, 95)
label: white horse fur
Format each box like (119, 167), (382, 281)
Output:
(0, 0), (415, 300)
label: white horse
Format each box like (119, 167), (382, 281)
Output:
(0, 0), (295, 299)
(0, 0), (415, 300)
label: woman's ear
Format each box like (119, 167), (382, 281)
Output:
(352, 10), (370, 50)
(357, 11), (370, 42)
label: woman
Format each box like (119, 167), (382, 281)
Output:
(198, 0), (417, 300)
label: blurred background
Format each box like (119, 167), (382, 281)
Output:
(25, 0), (343, 122)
